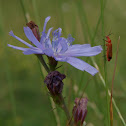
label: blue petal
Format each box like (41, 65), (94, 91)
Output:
(58, 38), (68, 53)
(43, 16), (51, 33)
(9, 31), (34, 48)
(44, 48), (54, 57)
(66, 57), (98, 76)
(63, 45), (102, 57)
(8, 44), (29, 51)
(54, 56), (98, 75)
(40, 32), (46, 45)
(23, 49), (43, 55)
(24, 27), (43, 49)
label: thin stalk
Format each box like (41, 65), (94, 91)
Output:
(32, 0), (40, 27)
(20, 0), (28, 23)
(49, 67), (71, 124)
(36, 54), (50, 73)
(59, 94), (71, 121)
(79, 2), (92, 40)
(91, 14), (102, 45)
(76, 1), (88, 42)
(110, 36), (120, 126)
(100, 0), (110, 125)
(50, 98), (61, 126)
(91, 57), (126, 126)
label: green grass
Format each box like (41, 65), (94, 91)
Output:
(0, 0), (126, 126)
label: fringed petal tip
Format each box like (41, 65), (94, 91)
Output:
(52, 28), (62, 37)
(7, 44), (11, 47)
(65, 57), (99, 76)
(9, 31), (14, 37)
(46, 27), (53, 38)
(45, 16), (51, 22)
(96, 45), (103, 51)
(85, 67), (98, 76)
(43, 16), (51, 33)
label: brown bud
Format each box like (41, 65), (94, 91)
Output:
(44, 71), (66, 96)
(26, 21), (40, 41)
(72, 98), (88, 125)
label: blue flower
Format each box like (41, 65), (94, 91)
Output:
(8, 16), (102, 76)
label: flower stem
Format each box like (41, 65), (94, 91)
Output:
(36, 54), (50, 73)
(38, 54), (71, 124)
(59, 94), (71, 120)
(47, 62), (71, 125)
(100, 0), (110, 125)
(20, 0), (28, 23)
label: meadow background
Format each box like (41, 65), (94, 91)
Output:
(0, 0), (126, 126)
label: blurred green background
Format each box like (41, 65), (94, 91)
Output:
(0, 0), (126, 126)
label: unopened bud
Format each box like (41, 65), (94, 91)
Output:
(72, 98), (88, 125)
(26, 21), (40, 41)
(44, 71), (66, 96)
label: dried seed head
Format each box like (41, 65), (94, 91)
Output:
(44, 71), (66, 96)
(26, 21), (40, 41)
(72, 98), (88, 125)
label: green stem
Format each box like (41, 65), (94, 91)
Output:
(59, 94), (71, 121)
(37, 55), (71, 124)
(91, 14), (101, 45)
(20, 0), (28, 23)
(36, 54), (50, 73)
(32, 0), (40, 27)
(48, 63), (71, 124)
(100, 0), (110, 125)
(76, 1), (88, 42)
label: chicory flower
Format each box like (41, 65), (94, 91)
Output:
(8, 16), (102, 76)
